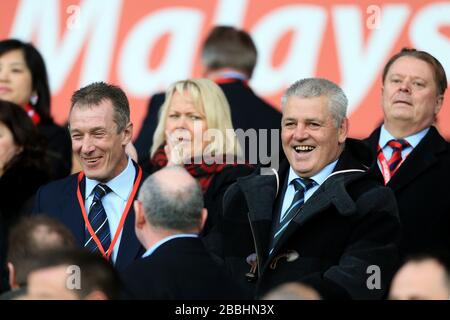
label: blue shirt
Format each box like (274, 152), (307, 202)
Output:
(85, 157), (136, 263)
(142, 234), (199, 258)
(211, 70), (248, 81)
(281, 160), (338, 218)
(378, 125), (428, 163)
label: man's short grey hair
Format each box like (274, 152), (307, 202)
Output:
(138, 167), (204, 231)
(281, 78), (348, 127)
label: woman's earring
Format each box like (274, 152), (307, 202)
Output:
(30, 93), (39, 105)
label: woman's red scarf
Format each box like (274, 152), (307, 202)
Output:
(24, 104), (41, 125)
(151, 144), (246, 193)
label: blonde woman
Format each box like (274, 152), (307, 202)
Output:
(144, 78), (254, 244)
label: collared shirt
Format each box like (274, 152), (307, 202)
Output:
(85, 157), (136, 263)
(210, 70), (248, 81)
(378, 125), (429, 163)
(142, 234), (199, 258)
(280, 160), (338, 218)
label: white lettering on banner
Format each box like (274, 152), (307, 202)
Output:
(410, 3), (450, 76)
(10, 0), (122, 92)
(333, 5), (410, 115)
(213, 0), (248, 27)
(251, 5), (327, 95)
(7, 1), (449, 118)
(118, 8), (203, 96)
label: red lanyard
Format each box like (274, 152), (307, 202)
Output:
(376, 144), (407, 185)
(76, 166), (142, 260)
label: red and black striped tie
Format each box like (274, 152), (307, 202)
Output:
(387, 139), (410, 175)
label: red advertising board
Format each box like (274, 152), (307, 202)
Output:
(1, 0), (449, 138)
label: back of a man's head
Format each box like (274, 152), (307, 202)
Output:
(25, 248), (120, 300)
(201, 26), (257, 78)
(7, 215), (76, 288)
(138, 166), (204, 233)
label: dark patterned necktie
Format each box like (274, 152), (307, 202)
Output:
(84, 183), (112, 254)
(270, 177), (315, 254)
(387, 139), (410, 175)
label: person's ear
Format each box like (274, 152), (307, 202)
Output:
(434, 95), (444, 115)
(122, 122), (133, 145)
(7, 262), (19, 290)
(199, 208), (208, 231)
(134, 200), (146, 230)
(338, 118), (349, 144)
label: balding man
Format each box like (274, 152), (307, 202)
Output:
(120, 166), (244, 299)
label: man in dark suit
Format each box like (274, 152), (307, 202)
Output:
(364, 48), (450, 258)
(221, 78), (401, 299)
(121, 166), (244, 299)
(134, 26), (282, 166)
(33, 82), (146, 271)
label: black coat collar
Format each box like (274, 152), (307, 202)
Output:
(236, 140), (372, 267)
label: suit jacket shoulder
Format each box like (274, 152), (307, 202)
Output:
(121, 237), (245, 299)
(134, 92), (165, 163)
(220, 81), (281, 130)
(364, 126), (450, 256)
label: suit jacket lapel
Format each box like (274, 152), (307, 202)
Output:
(265, 187), (327, 266)
(366, 127), (381, 155)
(115, 203), (143, 271)
(264, 146), (364, 269)
(387, 127), (446, 191)
(368, 126), (446, 191)
(65, 175), (86, 246)
(365, 128), (385, 182)
(238, 167), (285, 266)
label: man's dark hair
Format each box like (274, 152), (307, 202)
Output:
(7, 215), (76, 287)
(70, 82), (130, 133)
(382, 48), (447, 95)
(201, 26), (257, 78)
(31, 249), (121, 300)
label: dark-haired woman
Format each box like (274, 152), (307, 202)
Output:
(0, 100), (50, 230)
(0, 39), (71, 179)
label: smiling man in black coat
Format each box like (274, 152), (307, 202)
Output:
(221, 78), (401, 300)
